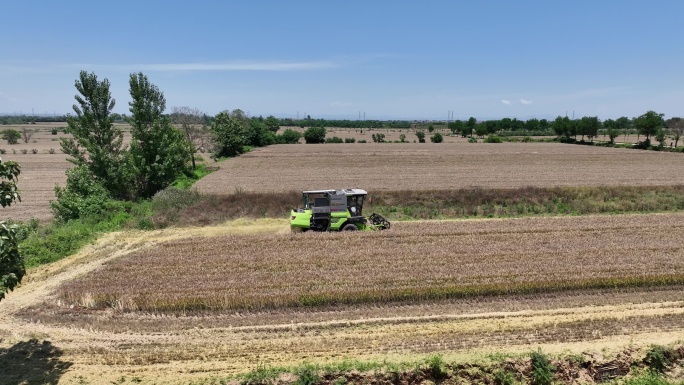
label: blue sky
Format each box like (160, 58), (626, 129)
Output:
(1, 1), (683, 120)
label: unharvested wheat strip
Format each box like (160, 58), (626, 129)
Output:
(56, 212), (684, 312)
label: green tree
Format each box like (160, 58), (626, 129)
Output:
(415, 130), (426, 143)
(634, 110), (664, 142)
(246, 118), (276, 147)
(655, 128), (667, 148)
(552, 116), (571, 138)
(2, 129), (21, 145)
(525, 118), (540, 132)
(303, 126), (326, 143)
(211, 111), (248, 156)
(127, 72), (192, 199)
(475, 124), (488, 138)
(0, 158), (22, 302)
(60, 71), (126, 198)
(615, 116), (632, 140)
(371, 133), (386, 143)
(448, 120), (464, 136)
(277, 129), (302, 144)
(430, 132), (443, 143)
(666, 117), (684, 147)
(577, 116), (600, 142)
(264, 115), (280, 133)
(464, 117), (477, 137)
(605, 123), (621, 144)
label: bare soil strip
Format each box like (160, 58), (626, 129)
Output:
(1, 216), (683, 384)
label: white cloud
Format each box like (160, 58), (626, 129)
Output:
(520, 98), (533, 105)
(75, 60), (337, 72)
(501, 99), (511, 105)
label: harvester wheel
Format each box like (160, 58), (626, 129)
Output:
(342, 224), (358, 231)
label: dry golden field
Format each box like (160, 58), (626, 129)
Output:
(195, 142), (684, 195)
(0, 123), (216, 222)
(56, 213), (684, 313)
(0, 124), (71, 221)
(0, 122), (680, 222)
(0, 216), (682, 383)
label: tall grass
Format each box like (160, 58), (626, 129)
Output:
(166, 185), (684, 226)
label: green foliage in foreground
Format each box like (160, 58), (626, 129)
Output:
(172, 164), (213, 190)
(20, 189), (208, 271)
(530, 349), (555, 385)
(0, 158), (22, 302)
(20, 204), (140, 268)
(229, 348), (684, 385)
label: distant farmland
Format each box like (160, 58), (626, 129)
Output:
(194, 142), (684, 195)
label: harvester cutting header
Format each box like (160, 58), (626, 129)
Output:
(290, 189), (390, 232)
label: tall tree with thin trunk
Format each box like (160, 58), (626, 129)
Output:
(127, 73), (192, 199)
(666, 117), (684, 148)
(60, 71), (126, 198)
(171, 106), (207, 170)
(634, 110), (664, 142)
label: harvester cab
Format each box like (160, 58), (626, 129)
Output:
(290, 189), (390, 232)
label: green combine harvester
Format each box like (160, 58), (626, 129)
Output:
(290, 188), (391, 232)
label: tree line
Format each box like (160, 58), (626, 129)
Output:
(446, 112), (683, 147)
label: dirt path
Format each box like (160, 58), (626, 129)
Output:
(1, 218), (683, 385)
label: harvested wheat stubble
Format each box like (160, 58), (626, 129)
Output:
(58, 213), (684, 312)
(1, 153), (70, 222)
(194, 142), (684, 195)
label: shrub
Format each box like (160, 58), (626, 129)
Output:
(430, 132), (443, 143)
(416, 131), (426, 143)
(530, 349), (555, 385)
(358, 139), (367, 143)
(484, 134), (504, 143)
(276, 128), (302, 144)
(30, 149), (38, 154)
(151, 186), (202, 225)
(303, 126), (326, 144)
(522, 136), (532, 142)
(50, 166), (116, 222)
(2, 129), (20, 144)
(51, 128), (58, 135)
(344, 137), (356, 143)
(399, 134), (406, 143)
(48, 148), (56, 154)
(293, 364), (320, 385)
(425, 354), (447, 380)
(20, 149), (27, 154)
(325, 136), (344, 143)
(371, 133), (385, 143)
(0, 149), (5, 154)
(493, 369), (516, 385)
(644, 345), (675, 373)
(468, 137), (478, 143)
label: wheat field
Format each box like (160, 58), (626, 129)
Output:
(57, 213), (684, 312)
(194, 142), (684, 195)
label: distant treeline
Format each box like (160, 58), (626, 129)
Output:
(0, 115), (68, 124)
(275, 117), (412, 129)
